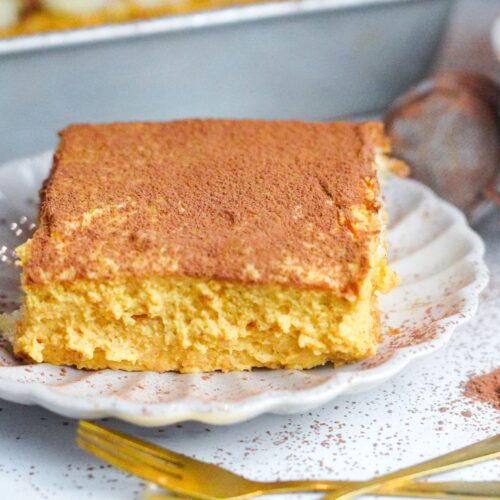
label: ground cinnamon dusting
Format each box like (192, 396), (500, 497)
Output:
(463, 368), (500, 411)
(23, 119), (388, 295)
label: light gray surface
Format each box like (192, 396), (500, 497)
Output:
(0, 0), (453, 163)
(0, 208), (498, 499)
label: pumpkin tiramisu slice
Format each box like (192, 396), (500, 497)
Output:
(12, 119), (397, 372)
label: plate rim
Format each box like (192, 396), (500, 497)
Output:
(0, 152), (489, 426)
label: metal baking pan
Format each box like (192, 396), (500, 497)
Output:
(0, 0), (454, 163)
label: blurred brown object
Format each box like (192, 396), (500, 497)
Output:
(19, 1), (41, 15)
(385, 72), (500, 222)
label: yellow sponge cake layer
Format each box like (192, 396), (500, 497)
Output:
(12, 120), (397, 372)
(15, 244), (395, 373)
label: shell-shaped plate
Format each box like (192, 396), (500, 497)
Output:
(0, 152), (488, 426)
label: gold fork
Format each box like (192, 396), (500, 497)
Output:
(77, 421), (500, 500)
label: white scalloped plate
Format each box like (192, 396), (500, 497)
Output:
(0, 152), (488, 426)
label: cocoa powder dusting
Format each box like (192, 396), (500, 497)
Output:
(24, 119), (389, 295)
(463, 368), (500, 411)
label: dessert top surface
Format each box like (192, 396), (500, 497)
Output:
(23, 119), (388, 294)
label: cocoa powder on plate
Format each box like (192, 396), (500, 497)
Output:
(463, 368), (500, 411)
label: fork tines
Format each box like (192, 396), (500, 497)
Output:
(77, 421), (186, 488)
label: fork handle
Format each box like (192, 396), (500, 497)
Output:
(251, 480), (500, 498)
(323, 434), (500, 500)
(144, 481), (500, 500)
(396, 481), (500, 499)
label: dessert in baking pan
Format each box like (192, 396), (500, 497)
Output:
(0, 0), (259, 36)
